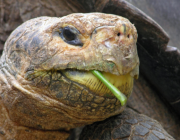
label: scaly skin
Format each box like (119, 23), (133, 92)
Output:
(80, 108), (175, 140)
(0, 13), (139, 139)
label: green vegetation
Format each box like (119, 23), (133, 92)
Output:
(91, 70), (127, 106)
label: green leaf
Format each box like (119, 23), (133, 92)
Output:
(91, 70), (127, 106)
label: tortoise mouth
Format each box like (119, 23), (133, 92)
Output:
(62, 69), (133, 98)
(50, 69), (134, 114)
(24, 68), (134, 115)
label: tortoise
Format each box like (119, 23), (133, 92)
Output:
(0, 0), (180, 140)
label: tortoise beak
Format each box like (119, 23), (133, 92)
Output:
(90, 25), (139, 76)
(130, 64), (139, 79)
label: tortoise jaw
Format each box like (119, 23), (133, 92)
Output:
(62, 69), (134, 98)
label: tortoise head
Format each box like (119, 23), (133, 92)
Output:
(0, 13), (139, 130)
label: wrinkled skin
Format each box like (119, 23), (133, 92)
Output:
(0, 13), (139, 139)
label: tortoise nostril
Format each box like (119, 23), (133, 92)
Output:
(117, 33), (121, 36)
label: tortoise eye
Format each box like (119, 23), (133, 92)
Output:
(63, 27), (76, 41)
(59, 26), (83, 47)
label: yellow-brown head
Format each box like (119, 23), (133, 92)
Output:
(0, 13), (139, 130)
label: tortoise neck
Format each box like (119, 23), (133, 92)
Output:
(0, 61), (70, 140)
(0, 68), (11, 97)
(0, 53), (22, 94)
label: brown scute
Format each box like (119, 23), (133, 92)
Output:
(79, 108), (175, 140)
